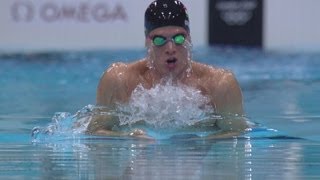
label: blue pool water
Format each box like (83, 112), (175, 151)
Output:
(1, 47), (320, 179)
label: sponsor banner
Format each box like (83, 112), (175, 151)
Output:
(0, 0), (207, 52)
(209, 0), (263, 47)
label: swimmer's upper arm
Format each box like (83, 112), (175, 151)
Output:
(210, 71), (248, 132)
(88, 63), (129, 134)
(96, 63), (128, 106)
(215, 71), (244, 115)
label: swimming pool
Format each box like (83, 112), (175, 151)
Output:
(1, 47), (320, 179)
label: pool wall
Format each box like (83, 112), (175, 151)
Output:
(0, 0), (320, 53)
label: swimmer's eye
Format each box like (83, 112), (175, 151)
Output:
(172, 34), (185, 45)
(153, 36), (167, 46)
(152, 34), (186, 46)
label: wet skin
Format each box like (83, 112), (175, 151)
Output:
(87, 26), (248, 139)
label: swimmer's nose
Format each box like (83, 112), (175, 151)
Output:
(165, 41), (176, 55)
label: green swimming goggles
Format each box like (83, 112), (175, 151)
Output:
(152, 34), (186, 46)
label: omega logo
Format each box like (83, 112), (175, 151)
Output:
(215, 0), (257, 26)
(11, 1), (128, 23)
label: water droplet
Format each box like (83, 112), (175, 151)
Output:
(31, 126), (41, 139)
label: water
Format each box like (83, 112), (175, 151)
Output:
(116, 82), (217, 135)
(1, 47), (320, 179)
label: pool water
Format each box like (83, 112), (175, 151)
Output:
(1, 47), (320, 179)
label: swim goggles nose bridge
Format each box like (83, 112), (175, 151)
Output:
(152, 34), (186, 46)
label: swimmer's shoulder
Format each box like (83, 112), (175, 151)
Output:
(192, 61), (239, 93)
(127, 59), (149, 74)
(97, 60), (144, 105)
(192, 61), (232, 79)
(101, 59), (145, 78)
(98, 62), (130, 92)
(192, 61), (243, 115)
(102, 62), (128, 77)
(99, 59), (148, 88)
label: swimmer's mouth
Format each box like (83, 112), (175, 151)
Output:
(166, 57), (177, 64)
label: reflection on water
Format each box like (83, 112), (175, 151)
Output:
(245, 80), (320, 141)
(28, 103), (317, 179)
(1, 137), (319, 179)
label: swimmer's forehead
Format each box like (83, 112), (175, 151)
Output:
(148, 26), (188, 37)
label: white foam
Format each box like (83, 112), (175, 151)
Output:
(117, 82), (214, 128)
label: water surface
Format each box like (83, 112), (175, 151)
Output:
(1, 47), (320, 179)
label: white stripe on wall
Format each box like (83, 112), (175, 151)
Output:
(1, 0), (320, 53)
(0, 0), (208, 53)
(264, 0), (320, 52)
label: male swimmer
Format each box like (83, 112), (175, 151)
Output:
(86, 0), (248, 139)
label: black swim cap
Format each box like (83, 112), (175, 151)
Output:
(144, 0), (190, 36)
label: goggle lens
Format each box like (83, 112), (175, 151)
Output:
(173, 34), (185, 45)
(152, 34), (186, 46)
(153, 36), (167, 46)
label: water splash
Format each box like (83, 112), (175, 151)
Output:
(31, 83), (223, 142)
(31, 105), (94, 143)
(146, 48), (154, 70)
(117, 83), (215, 129)
(183, 39), (193, 78)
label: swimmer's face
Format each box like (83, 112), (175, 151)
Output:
(146, 26), (191, 78)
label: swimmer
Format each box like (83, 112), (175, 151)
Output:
(86, 0), (249, 139)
